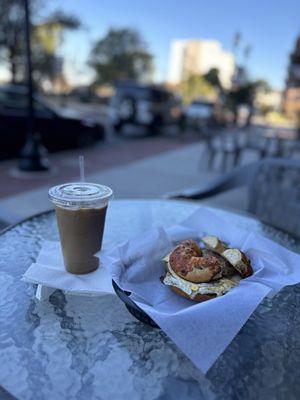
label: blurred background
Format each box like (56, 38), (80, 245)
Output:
(0, 0), (300, 229)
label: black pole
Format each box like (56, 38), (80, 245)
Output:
(24, 0), (34, 135)
(18, 0), (49, 172)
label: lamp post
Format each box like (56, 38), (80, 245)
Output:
(18, 0), (49, 172)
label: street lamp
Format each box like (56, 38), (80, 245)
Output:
(18, 0), (49, 172)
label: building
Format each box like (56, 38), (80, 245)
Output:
(284, 87), (300, 119)
(255, 90), (282, 113)
(283, 36), (300, 119)
(167, 39), (235, 89)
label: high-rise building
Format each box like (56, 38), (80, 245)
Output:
(167, 39), (235, 89)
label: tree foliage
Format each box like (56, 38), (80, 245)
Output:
(252, 79), (271, 93)
(226, 78), (271, 125)
(179, 74), (216, 104)
(0, 0), (81, 88)
(44, 11), (81, 30)
(89, 28), (153, 85)
(0, 0), (26, 83)
(227, 78), (271, 110)
(203, 68), (222, 90)
(32, 10), (81, 87)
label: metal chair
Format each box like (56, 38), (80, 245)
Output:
(168, 158), (300, 238)
(243, 133), (270, 159)
(242, 131), (296, 160)
(201, 129), (245, 171)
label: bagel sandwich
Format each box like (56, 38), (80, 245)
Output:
(161, 239), (253, 303)
(201, 235), (228, 254)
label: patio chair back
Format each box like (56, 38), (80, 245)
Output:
(249, 158), (300, 237)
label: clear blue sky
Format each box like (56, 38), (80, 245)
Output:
(48, 0), (300, 89)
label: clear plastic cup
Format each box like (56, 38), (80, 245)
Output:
(49, 182), (113, 274)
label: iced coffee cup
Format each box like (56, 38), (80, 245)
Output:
(49, 182), (113, 274)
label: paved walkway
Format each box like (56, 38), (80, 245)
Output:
(0, 139), (249, 227)
(1, 134), (194, 199)
(1, 125), (298, 230)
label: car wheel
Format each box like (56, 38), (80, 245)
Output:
(178, 114), (187, 133)
(147, 124), (161, 136)
(147, 117), (162, 136)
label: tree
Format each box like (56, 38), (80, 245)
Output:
(226, 79), (271, 125)
(243, 45), (252, 63)
(252, 79), (271, 93)
(233, 31), (242, 57)
(89, 28), (153, 85)
(0, 0), (25, 83)
(179, 74), (216, 104)
(32, 11), (81, 88)
(0, 1), (81, 88)
(203, 68), (222, 91)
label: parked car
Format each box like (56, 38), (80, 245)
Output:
(185, 99), (215, 130)
(109, 81), (184, 134)
(0, 85), (105, 158)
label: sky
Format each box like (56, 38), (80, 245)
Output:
(46, 0), (300, 89)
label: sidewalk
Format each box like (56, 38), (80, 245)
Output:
(0, 134), (191, 199)
(0, 140), (248, 226)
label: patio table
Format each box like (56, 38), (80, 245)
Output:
(0, 199), (300, 400)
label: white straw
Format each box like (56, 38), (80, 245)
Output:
(79, 155), (85, 182)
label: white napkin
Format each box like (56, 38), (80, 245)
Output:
(104, 208), (300, 373)
(23, 241), (114, 298)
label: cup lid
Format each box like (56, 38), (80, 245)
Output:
(48, 182), (113, 208)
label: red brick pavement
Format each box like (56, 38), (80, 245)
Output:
(0, 135), (197, 199)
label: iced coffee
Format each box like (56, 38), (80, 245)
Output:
(49, 183), (113, 274)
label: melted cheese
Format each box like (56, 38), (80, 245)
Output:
(162, 249), (241, 298)
(163, 272), (240, 298)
